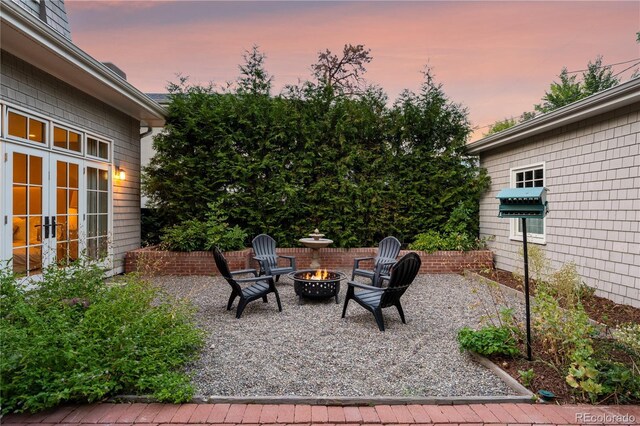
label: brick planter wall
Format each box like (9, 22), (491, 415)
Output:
(124, 246), (493, 276)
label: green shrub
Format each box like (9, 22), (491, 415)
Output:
(409, 230), (482, 253)
(160, 201), (247, 251)
(457, 326), (520, 357)
(0, 262), (204, 414)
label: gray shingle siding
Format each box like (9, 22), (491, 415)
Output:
(11, 0), (72, 40)
(478, 103), (640, 307)
(1, 50), (141, 271)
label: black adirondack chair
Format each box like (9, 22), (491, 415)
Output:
(252, 234), (296, 282)
(342, 252), (421, 331)
(213, 247), (282, 319)
(351, 236), (401, 286)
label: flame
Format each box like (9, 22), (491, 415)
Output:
(305, 269), (329, 280)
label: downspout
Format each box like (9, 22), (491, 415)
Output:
(140, 125), (153, 138)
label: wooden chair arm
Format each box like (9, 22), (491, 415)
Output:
(235, 275), (274, 284)
(230, 268), (259, 277)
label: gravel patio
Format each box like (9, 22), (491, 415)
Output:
(153, 272), (524, 398)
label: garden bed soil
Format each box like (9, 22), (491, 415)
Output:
(473, 268), (640, 404)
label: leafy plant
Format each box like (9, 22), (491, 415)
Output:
(518, 368), (535, 388)
(0, 261), (204, 414)
(160, 201), (247, 251)
(410, 230), (483, 253)
(457, 326), (520, 357)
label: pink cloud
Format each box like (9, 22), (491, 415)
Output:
(66, 1), (639, 141)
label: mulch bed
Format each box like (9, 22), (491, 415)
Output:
(473, 268), (640, 404)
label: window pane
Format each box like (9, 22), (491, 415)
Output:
(29, 187), (42, 215)
(98, 142), (109, 159)
(98, 193), (108, 213)
(87, 215), (97, 237)
(54, 127), (67, 149)
(87, 138), (98, 156)
(28, 216), (42, 244)
(13, 153), (27, 184)
(87, 167), (97, 190)
(29, 245), (42, 273)
(13, 186), (27, 215)
(69, 164), (79, 188)
(28, 118), (45, 143)
(98, 170), (108, 190)
(69, 131), (81, 152)
(57, 161), (68, 187)
(29, 156), (42, 185)
(87, 239), (97, 259)
(68, 215), (79, 239)
(8, 112), (27, 139)
(57, 189), (67, 214)
(69, 189), (79, 211)
(13, 248), (27, 274)
(87, 192), (97, 213)
(525, 170), (533, 181)
(56, 216), (68, 240)
(12, 216), (27, 246)
(69, 240), (79, 261)
(534, 169), (543, 179)
(98, 215), (108, 236)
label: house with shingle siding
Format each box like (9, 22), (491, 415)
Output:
(467, 78), (640, 307)
(1, 0), (166, 276)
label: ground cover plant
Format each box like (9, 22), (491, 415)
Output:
(461, 248), (640, 404)
(0, 260), (204, 414)
(143, 45), (489, 248)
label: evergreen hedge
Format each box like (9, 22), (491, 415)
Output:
(143, 58), (489, 248)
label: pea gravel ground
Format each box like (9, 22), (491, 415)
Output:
(152, 272), (522, 398)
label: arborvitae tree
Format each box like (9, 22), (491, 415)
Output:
(143, 47), (489, 248)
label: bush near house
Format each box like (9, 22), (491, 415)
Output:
(0, 261), (204, 414)
(143, 46), (489, 248)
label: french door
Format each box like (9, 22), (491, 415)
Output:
(2, 142), (110, 277)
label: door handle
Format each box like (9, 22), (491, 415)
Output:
(51, 216), (56, 238)
(44, 216), (50, 239)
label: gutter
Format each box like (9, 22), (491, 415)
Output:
(467, 77), (640, 154)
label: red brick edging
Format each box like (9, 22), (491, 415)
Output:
(124, 246), (493, 276)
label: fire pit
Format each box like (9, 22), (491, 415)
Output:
(289, 269), (346, 304)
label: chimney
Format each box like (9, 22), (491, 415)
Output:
(102, 62), (127, 80)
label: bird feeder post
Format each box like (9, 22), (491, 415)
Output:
(496, 187), (549, 362)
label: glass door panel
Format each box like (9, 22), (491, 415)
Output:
(86, 166), (109, 259)
(10, 151), (45, 276)
(54, 159), (81, 266)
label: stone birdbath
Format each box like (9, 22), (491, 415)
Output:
(298, 229), (333, 268)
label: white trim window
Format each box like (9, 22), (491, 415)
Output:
(510, 162), (546, 244)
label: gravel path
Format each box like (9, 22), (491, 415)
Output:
(152, 272), (523, 398)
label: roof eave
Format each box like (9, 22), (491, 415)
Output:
(467, 78), (640, 154)
(0, 1), (167, 127)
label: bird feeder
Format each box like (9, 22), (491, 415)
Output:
(496, 187), (549, 361)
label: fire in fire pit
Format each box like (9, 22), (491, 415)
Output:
(289, 269), (346, 304)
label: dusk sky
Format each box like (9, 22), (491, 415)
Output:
(65, 1), (640, 141)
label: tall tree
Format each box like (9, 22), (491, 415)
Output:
(237, 45), (272, 96)
(582, 56), (619, 95)
(535, 68), (583, 113)
(311, 44), (372, 95)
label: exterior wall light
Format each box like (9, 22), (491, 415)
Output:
(114, 166), (126, 181)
